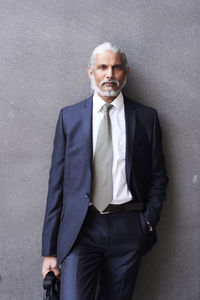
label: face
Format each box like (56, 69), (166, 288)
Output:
(88, 50), (129, 99)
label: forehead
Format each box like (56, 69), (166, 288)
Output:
(95, 50), (124, 66)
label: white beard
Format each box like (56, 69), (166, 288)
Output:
(90, 75), (127, 97)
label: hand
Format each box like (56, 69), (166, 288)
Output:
(42, 256), (60, 279)
(147, 223), (153, 232)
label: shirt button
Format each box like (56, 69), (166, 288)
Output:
(84, 193), (90, 199)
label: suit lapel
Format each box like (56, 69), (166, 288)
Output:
(81, 96), (93, 168)
(124, 97), (137, 189)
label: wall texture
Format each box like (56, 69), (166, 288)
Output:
(0, 1), (199, 299)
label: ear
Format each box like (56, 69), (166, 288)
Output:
(88, 66), (93, 80)
(125, 66), (130, 76)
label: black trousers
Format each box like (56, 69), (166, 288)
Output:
(60, 207), (145, 300)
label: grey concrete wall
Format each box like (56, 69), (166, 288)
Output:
(0, 1), (199, 299)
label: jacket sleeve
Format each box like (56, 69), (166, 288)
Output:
(42, 109), (66, 256)
(143, 110), (169, 228)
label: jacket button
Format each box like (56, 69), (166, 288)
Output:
(84, 193), (90, 199)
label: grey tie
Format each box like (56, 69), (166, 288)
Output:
(92, 103), (113, 212)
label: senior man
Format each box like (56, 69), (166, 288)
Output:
(42, 42), (168, 299)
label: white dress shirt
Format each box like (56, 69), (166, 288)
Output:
(92, 92), (133, 205)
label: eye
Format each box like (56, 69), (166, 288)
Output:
(98, 65), (107, 70)
(113, 64), (123, 70)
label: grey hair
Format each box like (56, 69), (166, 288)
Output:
(88, 42), (128, 70)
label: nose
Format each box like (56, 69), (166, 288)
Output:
(106, 67), (113, 79)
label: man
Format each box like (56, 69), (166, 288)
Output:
(42, 42), (168, 299)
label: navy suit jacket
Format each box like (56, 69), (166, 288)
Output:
(42, 96), (168, 265)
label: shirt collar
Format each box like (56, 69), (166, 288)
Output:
(93, 91), (124, 114)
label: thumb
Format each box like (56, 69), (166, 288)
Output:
(52, 266), (61, 279)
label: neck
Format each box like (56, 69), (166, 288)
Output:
(97, 92), (120, 103)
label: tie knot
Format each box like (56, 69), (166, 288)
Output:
(102, 103), (113, 113)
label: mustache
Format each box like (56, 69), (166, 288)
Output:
(100, 79), (120, 87)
